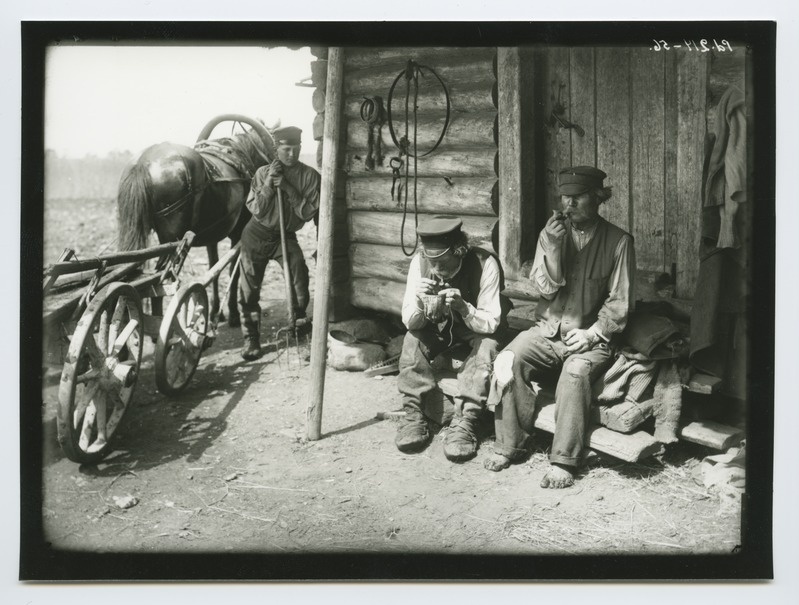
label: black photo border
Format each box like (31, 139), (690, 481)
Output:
(20, 20), (776, 581)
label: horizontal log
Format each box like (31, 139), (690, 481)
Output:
(344, 47), (495, 71)
(344, 83), (496, 120)
(311, 60), (327, 89)
(312, 88), (326, 113)
(350, 276), (405, 316)
(346, 112), (497, 150)
(345, 59), (496, 95)
(313, 113), (325, 140)
(345, 147), (496, 178)
(348, 211), (496, 248)
(350, 243), (413, 282)
(347, 176), (497, 216)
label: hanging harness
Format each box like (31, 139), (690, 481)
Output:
(386, 60), (451, 256)
(359, 95), (386, 171)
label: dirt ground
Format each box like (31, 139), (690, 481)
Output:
(38, 198), (742, 558)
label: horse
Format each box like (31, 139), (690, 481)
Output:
(116, 114), (275, 326)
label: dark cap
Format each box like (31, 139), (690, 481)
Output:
(273, 126), (302, 146)
(558, 166), (607, 196)
(417, 216), (463, 258)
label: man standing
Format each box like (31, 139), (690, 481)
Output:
(485, 166), (635, 488)
(395, 216), (508, 462)
(238, 126), (320, 360)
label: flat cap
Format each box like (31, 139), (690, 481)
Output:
(558, 166), (607, 196)
(417, 216), (463, 258)
(273, 126), (302, 146)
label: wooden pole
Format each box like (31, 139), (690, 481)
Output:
(306, 47), (344, 441)
(275, 188), (296, 328)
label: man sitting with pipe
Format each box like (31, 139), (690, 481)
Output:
(395, 216), (509, 461)
(238, 126), (320, 361)
(485, 166), (635, 488)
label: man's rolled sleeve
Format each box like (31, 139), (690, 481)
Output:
(401, 255), (427, 331)
(530, 235), (566, 299)
(462, 255), (502, 334)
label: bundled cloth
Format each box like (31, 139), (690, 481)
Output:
(597, 313), (686, 443)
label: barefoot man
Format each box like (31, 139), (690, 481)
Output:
(485, 166), (635, 488)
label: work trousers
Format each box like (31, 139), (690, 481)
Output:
(398, 322), (501, 420)
(237, 219), (309, 339)
(493, 325), (613, 466)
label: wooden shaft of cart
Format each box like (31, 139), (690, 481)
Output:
(44, 238), (191, 279)
(276, 186), (296, 328)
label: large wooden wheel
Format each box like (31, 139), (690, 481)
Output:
(155, 282), (209, 395)
(57, 283), (143, 464)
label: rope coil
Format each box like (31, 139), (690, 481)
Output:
(386, 60), (451, 257)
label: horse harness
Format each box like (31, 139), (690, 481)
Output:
(153, 141), (264, 241)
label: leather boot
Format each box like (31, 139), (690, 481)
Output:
(444, 414), (480, 462)
(394, 410), (431, 453)
(241, 333), (261, 361)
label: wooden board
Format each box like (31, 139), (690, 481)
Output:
(346, 111), (497, 151)
(346, 176), (497, 216)
(497, 47), (524, 280)
(630, 48), (667, 272)
(595, 47), (631, 232)
(675, 53), (709, 299)
(540, 47), (572, 216)
(663, 52), (680, 275)
(569, 47), (596, 167)
(344, 148), (496, 179)
(535, 403), (663, 463)
(348, 210), (496, 249)
(678, 420), (743, 450)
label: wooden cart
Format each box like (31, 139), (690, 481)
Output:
(43, 232), (240, 464)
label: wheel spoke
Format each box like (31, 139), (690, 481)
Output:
(78, 394), (100, 451)
(111, 319), (140, 356)
(83, 334), (105, 366)
(104, 390), (127, 438)
(86, 388), (109, 454)
(97, 308), (110, 354)
(73, 381), (99, 428)
(107, 297), (125, 352)
(76, 367), (100, 384)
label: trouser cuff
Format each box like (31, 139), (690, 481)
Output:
(549, 453), (581, 467)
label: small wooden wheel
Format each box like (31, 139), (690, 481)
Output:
(57, 283), (143, 464)
(155, 282), (209, 395)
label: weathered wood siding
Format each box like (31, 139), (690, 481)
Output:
(341, 47), (498, 315)
(531, 46), (744, 300)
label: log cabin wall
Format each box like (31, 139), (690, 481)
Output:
(339, 47), (500, 317)
(312, 46), (746, 323)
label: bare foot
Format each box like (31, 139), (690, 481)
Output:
(483, 452), (512, 472)
(539, 463), (575, 489)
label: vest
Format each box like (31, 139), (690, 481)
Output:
(535, 217), (628, 339)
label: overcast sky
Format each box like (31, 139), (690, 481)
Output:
(44, 45), (316, 158)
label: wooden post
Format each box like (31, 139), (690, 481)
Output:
(306, 47), (344, 441)
(496, 47), (523, 280)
